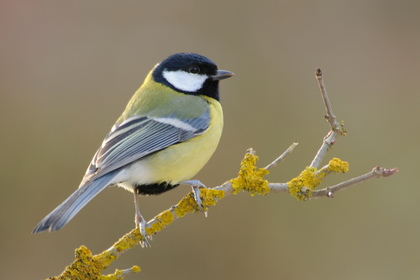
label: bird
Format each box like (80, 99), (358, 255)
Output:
(32, 52), (233, 247)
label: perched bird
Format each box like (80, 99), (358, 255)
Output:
(32, 53), (233, 247)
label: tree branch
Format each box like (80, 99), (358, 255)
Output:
(44, 69), (398, 280)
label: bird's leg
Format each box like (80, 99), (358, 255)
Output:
(134, 189), (151, 248)
(182, 180), (208, 217)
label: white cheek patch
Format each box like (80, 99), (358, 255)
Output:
(163, 69), (208, 92)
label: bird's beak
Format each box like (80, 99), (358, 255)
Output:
(211, 70), (234, 81)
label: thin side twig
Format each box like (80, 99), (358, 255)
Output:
(264, 143), (299, 171)
(310, 166), (399, 199)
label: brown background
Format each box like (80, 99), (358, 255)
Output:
(1, 1), (418, 279)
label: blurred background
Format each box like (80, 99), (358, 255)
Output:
(1, 0), (418, 279)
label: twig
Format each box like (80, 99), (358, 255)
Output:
(310, 69), (346, 169)
(316, 68), (338, 129)
(310, 167), (399, 199)
(264, 143), (299, 171)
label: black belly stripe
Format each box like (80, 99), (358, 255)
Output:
(135, 182), (179, 195)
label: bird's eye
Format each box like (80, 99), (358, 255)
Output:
(188, 66), (200, 74)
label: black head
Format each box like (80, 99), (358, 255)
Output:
(152, 53), (233, 101)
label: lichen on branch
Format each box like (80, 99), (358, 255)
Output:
(287, 158), (349, 201)
(230, 150), (270, 196)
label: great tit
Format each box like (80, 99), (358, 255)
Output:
(32, 52), (233, 247)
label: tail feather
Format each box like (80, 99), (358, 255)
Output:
(32, 170), (119, 233)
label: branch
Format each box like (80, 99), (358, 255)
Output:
(44, 69), (398, 280)
(310, 69), (346, 169)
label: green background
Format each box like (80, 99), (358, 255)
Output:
(1, 1), (418, 279)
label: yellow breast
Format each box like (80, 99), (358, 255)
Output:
(117, 95), (223, 189)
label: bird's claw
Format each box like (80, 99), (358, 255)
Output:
(136, 215), (151, 248)
(192, 185), (208, 217)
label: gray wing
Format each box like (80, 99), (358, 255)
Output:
(81, 111), (210, 185)
(32, 110), (210, 233)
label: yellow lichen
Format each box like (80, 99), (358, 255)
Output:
(102, 270), (122, 280)
(56, 245), (104, 280)
(230, 152), (270, 196)
(327, 157), (349, 173)
(173, 194), (198, 217)
(52, 231), (143, 280)
(106, 228), (142, 256)
(200, 188), (225, 208)
(287, 167), (321, 201)
(288, 158), (349, 201)
(132, 266), (141, 273)
(147, 210), (175, 234)
(172, 188), (224, 217)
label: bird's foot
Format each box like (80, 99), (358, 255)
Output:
(183, 180), (208, 217)
(135, 212), (151, 248)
